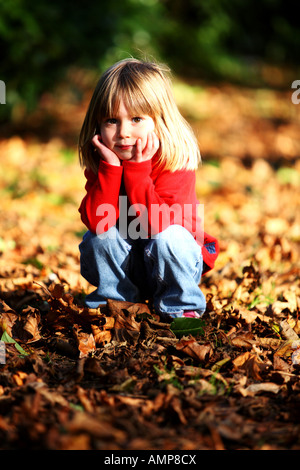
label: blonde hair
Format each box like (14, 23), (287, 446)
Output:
(79, 58), (201, 173)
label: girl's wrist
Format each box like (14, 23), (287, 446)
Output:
(101, 156), (121, 166)
(130, 134), (159, 163)
(92, 134), (121, 166)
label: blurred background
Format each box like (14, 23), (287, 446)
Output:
(0, 0), (299, 296)
(1, 0), (299, 137)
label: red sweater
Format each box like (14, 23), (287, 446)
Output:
(79, 155), (219, 274)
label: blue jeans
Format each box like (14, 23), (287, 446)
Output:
(79, 224), (206, 318)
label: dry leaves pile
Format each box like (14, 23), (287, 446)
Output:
(0, 78), (299, 450)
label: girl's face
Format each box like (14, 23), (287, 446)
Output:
(100, 98), (156, 161)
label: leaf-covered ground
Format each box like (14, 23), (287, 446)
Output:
(0, 76), (299, 450)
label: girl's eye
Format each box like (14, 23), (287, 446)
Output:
(105, 118), (117, 125)
(103, 117), (143, 125)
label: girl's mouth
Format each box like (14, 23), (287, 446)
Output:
(117, 145), (133, 151)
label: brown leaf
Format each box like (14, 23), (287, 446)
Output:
(65, 412), (126, 441)
(274, 339), (295, 358)
(102, 316), (115, 329)
(245, 382), (281, 395)
(13, 371), (28, 386)
(91, 324), (112, 346)
(113, 310), (140, 330)
(292, 346), (300, 366)
(176, 338), (213, 362)
(106, 299), (150, 317)
(170, 396), (187, 425)
(230, 332), (255, 349)
(74, 328), (96, 358)
(106, 300), (143, 345)
(49, 282), (66, 299)
(273, 355), (291, 372)
(279, 320), (299, 341)
(18, 306), (41, 342)
(0, 301), (19, 335)
(76, 386), (94, 413)
(232, 351), (267, 380)
(75, 357), (106, 383)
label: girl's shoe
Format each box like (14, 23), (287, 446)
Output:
(182, 310), (202, 318)
(162, 310), (203, 320)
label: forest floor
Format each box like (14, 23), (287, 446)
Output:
(0, 74), (299, 450)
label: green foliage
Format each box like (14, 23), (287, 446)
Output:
(170, 317), (205, 338)
(153, 363), (184, 390)
(159, 0), (300, 82)
(1, 329), (29, 356)
(1, 0), (299, 121)
(0, 0), (166, 119)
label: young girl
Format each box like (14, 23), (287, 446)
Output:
(78, 58), (219, 319)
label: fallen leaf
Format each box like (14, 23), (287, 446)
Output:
(170, 317), (205, 337)
(74, 328), (96, 358)
(0, 301), (19, 336)
(105, 300), (143, 345)
(230, 332), (256, 349)
(279, 320), (299, 341)
(176, 338), (213, 362)
(274, 339), (296, 358)
(245, 382), (281, 395)
(16, 306), (41, 342)
(232, 351), (268, 380)
(91, 324), (112, 346)
(65, 412), (126, 440)
(13, 371), (28, 386)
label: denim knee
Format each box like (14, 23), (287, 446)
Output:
(146, 224), (201, 263)
(79, 228), (132, 287)
(143, 225), (205, 315)
(144, 224), (204, 285)
(80, 227), (130, 258)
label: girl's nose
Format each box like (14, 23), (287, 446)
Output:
(118, 121), (130, 139)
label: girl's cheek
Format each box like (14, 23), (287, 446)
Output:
(100, 130), (113, 150)
(147, 120), (156, 135)
(141, 136), (149, 151)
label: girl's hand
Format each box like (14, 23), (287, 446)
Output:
(131, 132), (160, 163)
(91, 134), (121, 166)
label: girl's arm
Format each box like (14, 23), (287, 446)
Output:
(78, 161), (123, 234)
(122, 159), (200, 238)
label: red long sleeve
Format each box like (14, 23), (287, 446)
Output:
(79, 155), (219, 273)
(78, 159), (123, 233)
